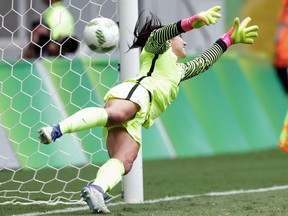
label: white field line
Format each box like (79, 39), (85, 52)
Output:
(11, 185), (288, 216)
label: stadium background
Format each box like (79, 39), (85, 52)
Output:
(0, 0), (286, 168)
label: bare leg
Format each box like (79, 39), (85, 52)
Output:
(106, 127), (140, 173)
(92, 127), (139, 192)
(105, 98), (140, 127)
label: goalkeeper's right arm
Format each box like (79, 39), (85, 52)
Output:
(144, 6), (222, 54)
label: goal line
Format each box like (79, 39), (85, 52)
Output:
(11, 185), (288, 216)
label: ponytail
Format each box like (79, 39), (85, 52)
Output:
(129, 11), (163, 50)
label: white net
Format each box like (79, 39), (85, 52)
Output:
(0, 0), (120, 204)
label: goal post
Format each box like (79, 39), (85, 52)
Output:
(118, 0), (144, 203)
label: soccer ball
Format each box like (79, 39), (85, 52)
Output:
(83, 17), (119, 53)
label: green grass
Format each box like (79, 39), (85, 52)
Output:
(1, 149), (288, 216)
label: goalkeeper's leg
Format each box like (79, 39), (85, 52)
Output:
(38, 107), (108, 144)
(81, 127), (139, 213)
(38, 99), (140, 144)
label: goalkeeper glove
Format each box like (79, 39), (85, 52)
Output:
(181, 6), (221, 32)
(220, 17), (259, 48)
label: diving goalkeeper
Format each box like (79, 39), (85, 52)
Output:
(38, 6), (259, 213)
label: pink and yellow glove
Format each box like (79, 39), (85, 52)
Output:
(220, 17), (259, 48)
(181, 6), (222, 32)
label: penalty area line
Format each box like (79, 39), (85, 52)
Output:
(12, 185), (288, 216)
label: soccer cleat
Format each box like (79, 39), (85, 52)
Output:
(80, 185), (110, 213)
(38, 124), (62, 144)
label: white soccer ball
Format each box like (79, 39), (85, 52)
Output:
(83, 17), (119, 53)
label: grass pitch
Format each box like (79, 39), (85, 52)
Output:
(1, 148), (288, 216)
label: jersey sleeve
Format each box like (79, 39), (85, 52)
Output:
(179, 39), (227, 82)
(144, 21), (184, 54)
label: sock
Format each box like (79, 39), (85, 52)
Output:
(59, 107), (108, 134)
(92, 158), (125, 192)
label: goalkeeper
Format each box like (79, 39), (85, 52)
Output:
(38, 6), (258, 213)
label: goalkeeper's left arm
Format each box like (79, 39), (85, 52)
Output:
(180, 17), (259, 81)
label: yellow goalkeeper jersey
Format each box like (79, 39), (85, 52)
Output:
(126, 21), (225, 128)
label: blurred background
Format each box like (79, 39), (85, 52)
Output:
(0, 0), (281, 61)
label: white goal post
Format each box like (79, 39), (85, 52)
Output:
(118, 0), (144, 203)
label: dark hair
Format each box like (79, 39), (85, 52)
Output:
(129, 11), (163, 50)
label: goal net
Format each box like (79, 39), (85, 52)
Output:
(0, 0), (138, 205)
